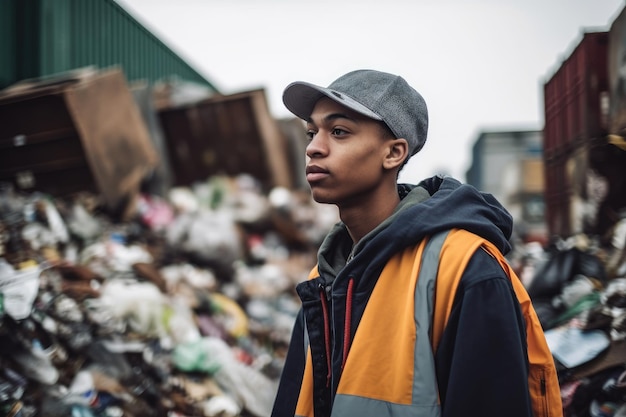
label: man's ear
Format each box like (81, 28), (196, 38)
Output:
(383, 138), (409, 170)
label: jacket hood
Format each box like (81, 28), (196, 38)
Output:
(316, 175), (513, 285)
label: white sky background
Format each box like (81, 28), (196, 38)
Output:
(117, 0), (625, 183)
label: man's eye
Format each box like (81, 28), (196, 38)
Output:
(331, 128), (347, 136)
(305, 130), (316, 141)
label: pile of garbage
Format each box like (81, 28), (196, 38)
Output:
(513, 224), (626, 417)
(0, 175), (338, 417)
(5, 170), (626, 417)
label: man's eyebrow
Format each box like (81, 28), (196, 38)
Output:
(308, 112), (357, 126)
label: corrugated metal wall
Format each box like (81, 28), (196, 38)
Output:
(0, 0), (218, 91)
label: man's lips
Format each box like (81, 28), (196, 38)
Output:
(306, 165), (329, 182)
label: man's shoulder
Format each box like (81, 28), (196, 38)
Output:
(459, 245), (510, 288)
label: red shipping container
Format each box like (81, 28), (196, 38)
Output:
(543, 31), (610, 237)
(609, 6), (626, 133)
(543, 32), (609, 157)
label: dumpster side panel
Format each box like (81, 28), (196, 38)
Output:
(0, 68), (158, 217)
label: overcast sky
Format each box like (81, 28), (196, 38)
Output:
(116, 0), (625, 183)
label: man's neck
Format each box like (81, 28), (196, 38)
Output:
(339, 187), (400, 244)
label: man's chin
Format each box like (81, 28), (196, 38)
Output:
(310, 191), (334, 205)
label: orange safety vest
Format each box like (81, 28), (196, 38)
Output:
(295, 229), (562, 417)
(431, 229), (562, 417)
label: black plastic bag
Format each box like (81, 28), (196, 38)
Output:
(528, 247), (606, 300)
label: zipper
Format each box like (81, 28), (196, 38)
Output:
(319, 283), (332, 388)
(540, 370), (548, 417)
(342, 277), (354, 369)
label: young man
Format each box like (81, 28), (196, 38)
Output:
(271, 69), (561, 417)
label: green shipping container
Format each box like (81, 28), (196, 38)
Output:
(0, 0), (219, 92)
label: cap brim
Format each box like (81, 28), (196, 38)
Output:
(282, 81), (382, 121)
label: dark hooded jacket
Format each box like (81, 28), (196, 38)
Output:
(271, 175), (532, 417)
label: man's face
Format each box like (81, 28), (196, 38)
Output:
(304, 97), (394, 208)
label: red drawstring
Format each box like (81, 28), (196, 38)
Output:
(319, 287), (332, 388)
(342, 278), (354, 369)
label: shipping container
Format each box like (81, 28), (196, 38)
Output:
(0, 67), (158, 217)
(543, 31), (610, 237)
(0, 0), (218, 93)
(543, 152), (579, 238)
(543, 32), (609, 159)
(158, 89), (294, 191)
(609, 6), (626, 133)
